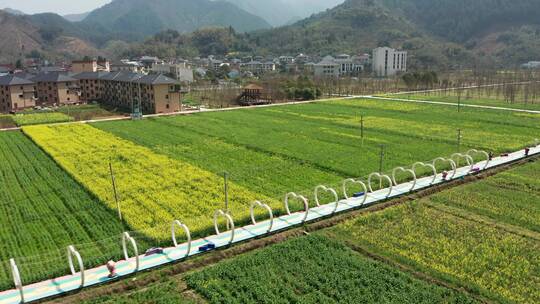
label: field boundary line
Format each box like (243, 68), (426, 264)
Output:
(364, 95), (540, 114)
(425, 202), (540, 242)
(40, 155), (539, 304)
(328, 238), (493, 304)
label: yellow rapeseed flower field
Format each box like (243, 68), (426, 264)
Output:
(23, 124), (279, 239)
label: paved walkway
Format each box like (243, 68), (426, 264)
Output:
(1, 145), (538, 304)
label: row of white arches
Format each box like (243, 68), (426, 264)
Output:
(8, 149), (491, 303)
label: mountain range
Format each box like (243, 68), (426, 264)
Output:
(1, 0), (540, 69)
(218, 0), (345, 27)
(241, 0), (540, 68)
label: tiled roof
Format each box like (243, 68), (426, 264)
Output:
(31, 72), (77, 83)
(71, 72), (109, 80)
(0, 75), (34, 86)
(135, 74), (178, 85)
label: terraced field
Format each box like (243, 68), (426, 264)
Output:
(0, 131), (124, 290)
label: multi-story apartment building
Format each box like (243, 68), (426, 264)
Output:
(31, 73), (81, 105)
(75, 71), (182, 114)
(72, 72), (108, 101)
(0, 75), (37, 113)
(372, 47), (407, 77)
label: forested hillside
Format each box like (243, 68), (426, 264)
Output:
(81, 0), (271, 39)
(2, 0), (540, 69)
(220, 0), (344, 26)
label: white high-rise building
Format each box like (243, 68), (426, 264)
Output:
(372, 47), (407, 77)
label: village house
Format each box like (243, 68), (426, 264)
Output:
(0, 75), (37, 113)
(314, 56), (340, 78)
(314, 54), (364, 78)
(150, 62), (194, 83)
(240, 61), (276, 74)
(110, 61), (144, 73)
(71, 59), (110, 73)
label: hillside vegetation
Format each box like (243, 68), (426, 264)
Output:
(3, 0), (540, 67)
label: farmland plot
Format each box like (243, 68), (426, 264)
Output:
(430, 159), (540, 232)
(402, 92), (540, 111)
(186, 235), (477, 304)
(12, 112), (73, 126)
(94, 99), (540, 201)
(326, 201), (540, 304)
(23, 124), (280, 240)
(0, 131), (124, 290)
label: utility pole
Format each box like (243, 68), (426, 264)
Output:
(224, 171), (230, 229)
(224, 172), (229, 213)
(360, 115), (364, 146)
(457, 129), (462, 152)
(378, 145), (385, 188)
(138, 77), (143, 119)
(109, 159), (121, 221)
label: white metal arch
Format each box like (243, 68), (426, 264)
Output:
(451, 153), (474, 173)
(467, 149), (490, 170)
(10, 258), (24, 303)
(314, 185), (340, 214)
(122, 232), (139, 272)
(411, 162), (438, 185)
(367, 173), (393, 198)
(342, 178), (368, 205)
(284, 192), (309, 223)
(213, 210), (235, 245)
(67, 245), (85, 288)
(250, 201), (274, 233)
(171, 220), (192, 258)
(432, 157), (457, 179)
(391, 167), (417, 191)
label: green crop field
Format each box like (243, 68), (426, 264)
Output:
(2, 98), (540, 297)
(0, 115), (15, 128)
(93, 98), (540, 200)
(77, 236), (475, 304)
(74, 158), (540, 304)
(430, 159), (540, 232)
(398, 92), (540, 111)
(325, 159), (540, 304)
(0, 131), (124, 290)
(79, 279), (197, 304)
(12, 112), (73, 126)
(185, 235), (477, 304)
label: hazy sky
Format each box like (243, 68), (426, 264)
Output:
(0, 0), (111, 15)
